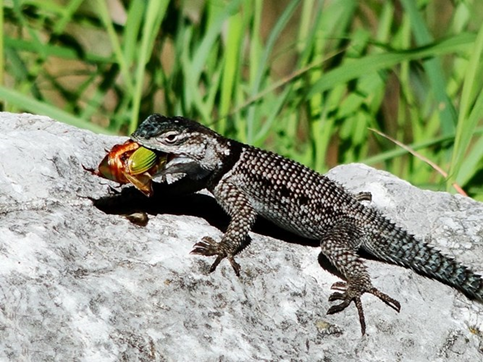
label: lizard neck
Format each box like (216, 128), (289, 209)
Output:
(206, 138), (243, 190)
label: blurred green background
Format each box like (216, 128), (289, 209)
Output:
(1, 0), (483, 199)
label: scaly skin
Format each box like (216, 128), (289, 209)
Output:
(131, 114), (483, 335)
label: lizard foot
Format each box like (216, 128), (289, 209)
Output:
(326, 281), (401, 335)
(354, 191), (372, 202)
(190, 236), (241, 276)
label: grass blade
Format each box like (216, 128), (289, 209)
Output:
(0, 86), (111, 134)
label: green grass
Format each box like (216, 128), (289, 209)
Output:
(1, 0), (483, 200)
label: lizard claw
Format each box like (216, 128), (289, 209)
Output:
(326, 282), (401, 335)
(191, 236), (241, 276)
(327, 291), (366, 336)
(326, 284), (367, 335)
(227, 256), (241, 276)
(208, 255), (224, 273)
(208, 255), (241, 276)
(369, 287), (401, 313)
(190, 236), (221, 256)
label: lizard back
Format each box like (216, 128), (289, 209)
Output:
(222, 143), (364, 239)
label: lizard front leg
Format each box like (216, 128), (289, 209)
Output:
(191, 181), (257, 276)
(320, 222), (401, 335)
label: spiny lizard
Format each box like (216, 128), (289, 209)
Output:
(131, 114), (483, 335)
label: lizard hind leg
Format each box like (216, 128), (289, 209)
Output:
(320, 223), (401, 335)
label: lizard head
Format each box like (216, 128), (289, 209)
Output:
(131, 114), (229, 180)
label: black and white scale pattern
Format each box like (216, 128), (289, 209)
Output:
(132, 114), (483, 334)
(226, 145), (354, 239)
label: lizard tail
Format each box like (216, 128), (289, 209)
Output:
(361, 213), (483, 301)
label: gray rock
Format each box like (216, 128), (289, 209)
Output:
(0, 112), (482, 361)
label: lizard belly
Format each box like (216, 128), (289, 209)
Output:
(249, 196), (329, 240)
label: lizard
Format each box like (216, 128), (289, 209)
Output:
(130, 114), (483, 335)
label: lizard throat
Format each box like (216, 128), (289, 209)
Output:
(162, 153), (211, 180)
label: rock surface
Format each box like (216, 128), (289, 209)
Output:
(0, 112), (482, 361)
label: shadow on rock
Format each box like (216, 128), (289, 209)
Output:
(90, 180), (321, 249)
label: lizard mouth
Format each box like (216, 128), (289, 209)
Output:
(159, 152), (211, 180)
(165, 153), (194, 167)
(151, 151), (198, 175)
(137, 146), (209, 181)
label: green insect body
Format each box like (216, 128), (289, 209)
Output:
(127, 146), (159, 175)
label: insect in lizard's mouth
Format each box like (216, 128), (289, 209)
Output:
(84, 140), (168, 197)
(85, 139), (207, 196)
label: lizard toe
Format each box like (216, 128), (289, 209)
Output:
(190, 236), (222, 256)
(327, 298), (352, 314)
(369, 287), (401, 313)
(208, 255), (225, 273)
(330, 281), (348, 292)
(191, 237), (241, 276)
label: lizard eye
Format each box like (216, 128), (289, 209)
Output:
(163, 132), (179, 144)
